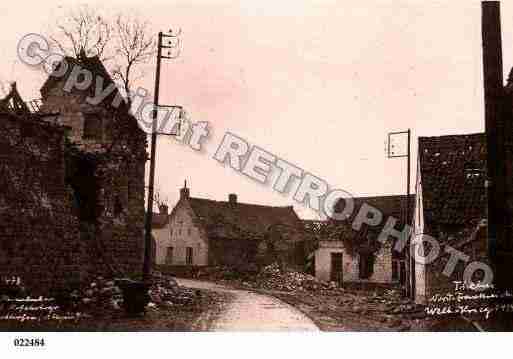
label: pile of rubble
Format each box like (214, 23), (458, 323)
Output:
(49, 273), (200, 315)
(243, 263), (339, 293)
(147, 272), (201, 308)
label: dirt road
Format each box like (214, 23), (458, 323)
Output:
(177, 278), (319, 331)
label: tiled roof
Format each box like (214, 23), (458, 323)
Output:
(187, 197), (304, 240)
(346, 195), (413, 223)
(318, 195), (413, 256)
(418, 133), (486, 236)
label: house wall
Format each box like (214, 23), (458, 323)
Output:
(413, 235), (427, 304)
(166, 201), (209, 266)
(413, 160), (427, 304)
(154, 225), (171, 265)
(315, 243), (344, 282)
(315, 240), (393, 284)
(209, 238), (259, 267)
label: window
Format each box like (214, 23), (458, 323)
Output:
(83, 113), (103, 140)
(187, 228), (192, 236)
(166, 247), (174, 265)
(359, 253), (374, 279)
(186, 247), (193, 265)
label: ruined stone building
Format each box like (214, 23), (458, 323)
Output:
(313, 195), (412, 287)
(0, 53), (147, 294)
(412, 134), (489, 303)
(155, 185), (308, 269)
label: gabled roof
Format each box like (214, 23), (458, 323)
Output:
(40, 53), (129, 113)
(418, 133), (486, 236)
(186, 197), (304, 241)
(345, 195), (414, 223)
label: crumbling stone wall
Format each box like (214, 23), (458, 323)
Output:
(39, 57), (148, 277)
(0, 64), (147, 293)
(0, 114), (82, 294)
(92, 152), (146, 277)
(41, 78), (147, 281)
(423, 225), (489, 302)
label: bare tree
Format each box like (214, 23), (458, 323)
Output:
(48, 6), (180, 103)
(50, 5), (111, 59)
(111, 14), (156, 101)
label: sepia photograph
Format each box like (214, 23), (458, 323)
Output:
(0, 0), (512, 356)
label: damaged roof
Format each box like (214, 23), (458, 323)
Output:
(303, 220), (331, 238)
(0, 82), (31, 115)
(40, 52), (129, 113)
(312, 195), (413, 256)
(187, 197), (304, 241)
(418, 133), (486, 236)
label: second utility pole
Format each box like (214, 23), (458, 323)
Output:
(143, 31), (163, 282)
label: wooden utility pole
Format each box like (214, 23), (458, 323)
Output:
(142, 32), (163, 282)
(406, 129), (413, 298)
(481, 1), (504, 282)
(143, 31), (182, 282)
(387, 129), (412, 297)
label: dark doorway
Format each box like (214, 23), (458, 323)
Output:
(67, 155), (99, 223)
(330, 252), (343, 284)
(359, 252), (375, 279)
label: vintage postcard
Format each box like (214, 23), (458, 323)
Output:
(0, 0), (512, 356)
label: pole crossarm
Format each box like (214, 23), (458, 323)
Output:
(154, 105), (183, 136)
(387, 131), (410, 158)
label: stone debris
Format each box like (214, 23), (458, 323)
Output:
(200, 262), (340, 294)
(42, 273), (201, 316)
(252, 263), (336, 293)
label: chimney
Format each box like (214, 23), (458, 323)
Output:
(159, 204), (168, 214)
(228, 193), (237, 204)
(180, 180), (190, 199)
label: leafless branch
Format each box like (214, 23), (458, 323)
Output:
(111, 13), (156, 101)
(50, 5), (112, 59)
(48, 6), (163, 106)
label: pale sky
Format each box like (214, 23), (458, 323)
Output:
(1, 0), (511, 219)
